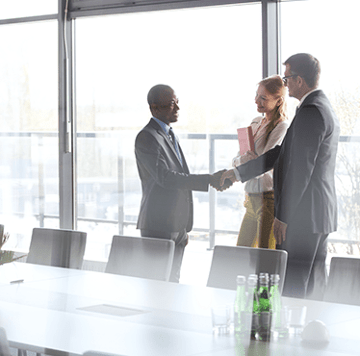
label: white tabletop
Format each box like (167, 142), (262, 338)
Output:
(0, 261), (85, 285)
(0, 262), (360, 356)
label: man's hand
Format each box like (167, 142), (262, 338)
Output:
(210, 169), (233, 191)
(220, 169), (237, 187)
(273, 218), (287, 245)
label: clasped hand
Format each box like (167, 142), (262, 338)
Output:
(210, 169), (233, 192)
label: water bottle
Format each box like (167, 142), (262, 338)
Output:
(258, 273), (270, 311)
(270, 274), (287, 338)
(248, 273), (258, 289)
(234, 275), (247, 335)
(270, 274), (281, 318)
(247, 275), (259, 340)
(258, 273), (271, 341)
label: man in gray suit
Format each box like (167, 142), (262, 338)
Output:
(135, 84), (230, 282)
(221, 53), (340, 298)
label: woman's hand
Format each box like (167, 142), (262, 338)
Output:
(273, 218), (287, 245)
(240, 150), (258, 164)
(232, 152), (241, 167)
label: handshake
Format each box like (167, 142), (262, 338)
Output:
(209, 169), (236, 192)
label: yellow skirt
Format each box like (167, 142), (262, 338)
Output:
(237, 191), (276, 250)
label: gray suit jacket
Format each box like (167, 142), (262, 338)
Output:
(135, 118), (210, 233)
(237, 90), (340, 233)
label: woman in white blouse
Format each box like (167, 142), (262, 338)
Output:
(232, 75), (288, 249)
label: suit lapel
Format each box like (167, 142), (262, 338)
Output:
(151, 120), (185, 170)
(177, 142), (189, 173)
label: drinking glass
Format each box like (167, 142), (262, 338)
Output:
(285, 305), (307, 335)
(211, 305), (231, 334)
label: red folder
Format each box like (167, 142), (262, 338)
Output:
(237, 126), (255, 155)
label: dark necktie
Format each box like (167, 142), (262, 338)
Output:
(169, 127), (183, 166)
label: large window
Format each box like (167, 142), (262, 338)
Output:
(0, 21), (58, 252)
(75, 4), (262, 260)
(281, 0), (360, 256)
(1, 0), (358, 265)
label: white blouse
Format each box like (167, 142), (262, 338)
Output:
(232, 116), (288, 193)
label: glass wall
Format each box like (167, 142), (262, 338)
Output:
(1, 0), (358, 264)
(0, 20), (58, 252)
(280, 0), (360, 256)
(75, 4), (262, 260)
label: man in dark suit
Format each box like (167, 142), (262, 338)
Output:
(135, 84), (230, 283)
(220, 53), (340, 298)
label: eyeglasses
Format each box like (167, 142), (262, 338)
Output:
(282, 74), (298, 85)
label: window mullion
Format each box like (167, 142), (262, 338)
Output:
(59, 0), (76, 229)
(262, 0), (280, 77)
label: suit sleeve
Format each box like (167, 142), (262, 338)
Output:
(236, 145), (281, 182)
(135, 130), (210, 192)
(276, 106), (326, 224)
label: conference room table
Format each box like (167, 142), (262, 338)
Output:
(0, 262), (360, 356)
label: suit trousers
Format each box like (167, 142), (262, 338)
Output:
(277, 226), (328, 299)
(140, 228), (188, 283)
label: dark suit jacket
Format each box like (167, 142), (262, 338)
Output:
(238, 90), (340, 234)
(135, 118), (211, 233)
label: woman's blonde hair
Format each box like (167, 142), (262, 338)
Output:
(258, 75), (287, 143)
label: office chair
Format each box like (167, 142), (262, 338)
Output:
(26, 228), (87, 269)
(0, 328), (11, 356)
(105, 235), (175, 282)
(324, 256), (360, 306)
(23, 228), (85, 356)
(207, 245), (288, 293)
(83, 351), (126, 356)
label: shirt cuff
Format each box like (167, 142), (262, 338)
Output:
(232, 168), (240, 181)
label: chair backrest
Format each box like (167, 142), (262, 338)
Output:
(0, 328), (11, 356)
(206, 245), (288, 293)
(0, 225), (4, 241)
(26, 228), (87, 269)
(324, 256), (360, 306)
(105, 235), (175, 281)
(83, 351), (126, 356)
